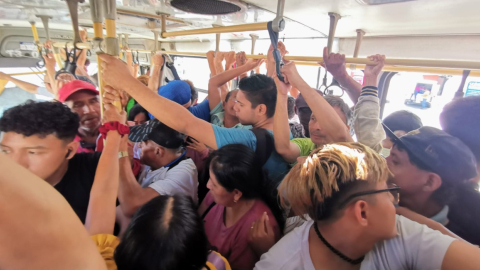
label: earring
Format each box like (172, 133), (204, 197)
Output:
(234, 199), (238, 203)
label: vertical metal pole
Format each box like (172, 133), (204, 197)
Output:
(272, 0), (285, 32)
(65, 0), (82, 47)
(250, 33), (259, 55)
(326, 13), (341, 54)
(454, 70), (471, 99)
(29, 21), (41, 53)
(103, 0), (122, 111)
(161, 15), (167, 35)
(90, 0), (106, 116)
(350, 29), (365, 70)
(118, 34), (124, 59)
(153, 31), (159, 53)
(38, 15), (63, 68)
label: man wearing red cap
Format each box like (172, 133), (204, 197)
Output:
(58, 80), (101, 153)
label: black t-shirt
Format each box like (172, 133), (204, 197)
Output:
(54, 152), (101, 223)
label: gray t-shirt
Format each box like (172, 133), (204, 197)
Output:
(254, 215), (455, 270)
(139, 159), (198, 204)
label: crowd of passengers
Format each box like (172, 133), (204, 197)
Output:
(1, 38), (480, 270)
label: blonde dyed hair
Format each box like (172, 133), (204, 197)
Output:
(279, 142), (390, 220)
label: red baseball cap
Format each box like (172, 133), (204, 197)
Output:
(58, 80), (99, 102)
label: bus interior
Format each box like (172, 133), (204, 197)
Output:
(1, 0), (479, 127)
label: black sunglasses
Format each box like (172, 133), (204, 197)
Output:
(338, 183), (400, 208)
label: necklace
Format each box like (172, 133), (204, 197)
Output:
(313, 222), (365, 265)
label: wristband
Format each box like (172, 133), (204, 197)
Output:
(118, 151), (129, 159)
(99, 121), (130, 140)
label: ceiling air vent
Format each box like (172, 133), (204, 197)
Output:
(170, 0), (242, 15)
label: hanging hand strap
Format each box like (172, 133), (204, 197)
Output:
(267, 21), (285, 82)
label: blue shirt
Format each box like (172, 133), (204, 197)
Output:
(212, 125), (291, 185)
(189, 98), (211, 122)
(149, 98), (211, 122)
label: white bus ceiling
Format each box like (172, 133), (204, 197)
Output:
(0, 0), (479, 61)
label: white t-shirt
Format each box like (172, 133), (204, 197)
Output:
(254, 215), (455, 270)
(139, 159), (198, 204)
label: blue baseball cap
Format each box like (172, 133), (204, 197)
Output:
(385, 125), (477, 183)
(158, 80), (191, 106)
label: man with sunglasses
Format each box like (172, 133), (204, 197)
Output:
(386, 126), (480, 245)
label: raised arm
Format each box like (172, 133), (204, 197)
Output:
(208, 56), (264, 111)
(117, 139), (160, 217)
(266, 42), (288, 77)
(322, 47), (362, 104)
(125, 48), (134, 76)
(353, 54), (386, 153)
(148, 53), (164, 92)
(100, 54), (218, 150)
(43, 41), (58, 95)
(206, 51), (217, 77)
(272, 75), (301, 164)
(85, 103), (125, 235)
(0, 72), (41, 94)
(75, 29), (88, 78)
(0, 153), (107, 270)
(281, 61), (353, 143)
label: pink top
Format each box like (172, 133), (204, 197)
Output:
(202, 192), (281, 270)
(74, 135), (95, 153)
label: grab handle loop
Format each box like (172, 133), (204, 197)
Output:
(267, 21), (285, 82)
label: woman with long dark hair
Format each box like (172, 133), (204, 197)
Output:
(199, 144), (285, 270)
(86, 103), (230, 270)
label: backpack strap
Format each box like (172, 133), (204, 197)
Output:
(251, 128), (275, 167)
(201, 201), (217, 220)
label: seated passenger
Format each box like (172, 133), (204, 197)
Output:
(118, 119), (198, 217)
(58, 80), (101, 153)
(287, 96), (305, 138)
(0, 101), (100, 223)
(381, 110), (422, 151)
(255, 142), (480, 270)
(199, 144), (284, 270)
(127, 104), (150, 126)
(100, 53), (291, 184)
(386, 126), (480, 245)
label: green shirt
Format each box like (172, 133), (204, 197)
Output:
(126, 98), (136, 115)
(291, 138), (316, 157)
(210, 102), (251, 130)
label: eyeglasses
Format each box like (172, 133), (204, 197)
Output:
(338, 183), (400, 208)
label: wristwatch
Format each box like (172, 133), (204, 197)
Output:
(118, 151), (129, 159)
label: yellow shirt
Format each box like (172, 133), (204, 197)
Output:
(92, 234), (231, 270)
(92, 234), (120, 270)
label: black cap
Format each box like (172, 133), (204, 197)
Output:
(383, 110), (423, 136)
(384, 124), (477, 183)
(129, 119), (185, 149)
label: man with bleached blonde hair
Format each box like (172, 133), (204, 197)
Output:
(255, 142), (480, 270)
